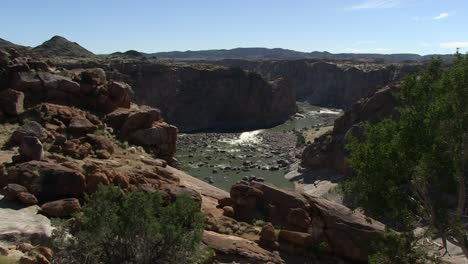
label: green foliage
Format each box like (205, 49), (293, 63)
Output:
(369, 231), (436, 264)
(52, 185), (206, 264)
(294, 130), (306, 147)
(343, 54), (468, 257)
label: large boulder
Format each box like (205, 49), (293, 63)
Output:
(68, 117), (97, 136)
(0, 88), (24, 116)
(2, 183), (28, 200)
(19, 136), (44, 161)
(203, 230), (285, 264)
(105, 107), (177, 163)
(5, 160), (86, 201)
(305, 195), (385, 262)
(11, 72), (43, 93)
(226, 181), (386, 262)
(106, 106), (161, 136)
(37, 72), (81, 94)
(77, 68), (107, 86)
(12, 121), (48, 144)
(40, 198), (81, 217)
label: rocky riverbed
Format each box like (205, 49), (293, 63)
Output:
(176, 102), (342, 191)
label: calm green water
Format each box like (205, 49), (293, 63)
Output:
(176, 102), (342, 191)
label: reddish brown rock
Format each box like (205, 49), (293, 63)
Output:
(287, 208), (311, 229)
(85, 171), (111, 192)
(305, 195), (386, 262)
(203, 230), (285, 264)
(85, 134), (114, 154)
(40, 198), (81, 217)
(11, 71), (43, 93)
(12, 121), (48, 144)
(120, 107), (161, 136)
(68, 117), (97, 136)
(3, 183), (28, 200)
(218, 197), (235, 208)
(222, 206), (235, 218)
(278, 230), (314, 247)
(36, 246), (53, 261)
(19, 256), (36, 264)
(37, 72), (80, 94)
(77, 68), (107, 86)
(35, 254), (51, 264)
(96, 149), (111, 159)
(259, 223), (277, 245)
(17, 191), (39, 205)
(0, 88), (24, 116)
(6, 160), (86, 200)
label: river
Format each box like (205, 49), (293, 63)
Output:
(176, 102), (342, 191)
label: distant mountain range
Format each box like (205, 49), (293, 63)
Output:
(0, 36), (453, 62)
(149, 48), (453, 62)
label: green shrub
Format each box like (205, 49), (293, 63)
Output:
(369, 231), (437, 264)
(52, 185), (205, 264)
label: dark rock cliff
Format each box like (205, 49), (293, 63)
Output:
(59, 60), (297, 132)
(213, 59), (422, 109)
(300, 84), (401, 175)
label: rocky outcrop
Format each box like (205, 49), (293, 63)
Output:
(105, 106), (177, 162)
(301, 85), (400, 175)
(0, 89), (24, 116)
(59, 60), (297, 132)
(216, 59), (422, 109)
(5, 160), (87, 201)
(222, 181), (385, 262)
(0, 50), (177, 163)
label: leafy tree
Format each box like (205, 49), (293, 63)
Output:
(51, 185), (206, 264)
(343, 54), (468, 259)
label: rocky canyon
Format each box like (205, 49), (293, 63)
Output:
(0, 35), (462, 264)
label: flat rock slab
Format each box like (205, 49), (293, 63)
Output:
(0, 195), (52, 243)
(203, 230), (285, 264)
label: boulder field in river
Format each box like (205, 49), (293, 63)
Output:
(59, 59), (297, 132)
(214, 59), (422, 109)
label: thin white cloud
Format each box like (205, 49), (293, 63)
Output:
(350, 0), (400, 10)
(433, 12), (449, 20)
(413, 12), (454, 21)
(346, 47), (390, 53)
(440, 42), (468, 48)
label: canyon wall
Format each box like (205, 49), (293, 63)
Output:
(59, 60), (297, 132)
(301, 84), (401, 175)
(214, 59), (422, 109)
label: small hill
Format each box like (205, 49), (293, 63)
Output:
(33, 35), (94, 57)
(110, 50), (145, 58)
(0, 38), (26, 50)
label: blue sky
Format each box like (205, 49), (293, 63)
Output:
(1, 0), (466, 55)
